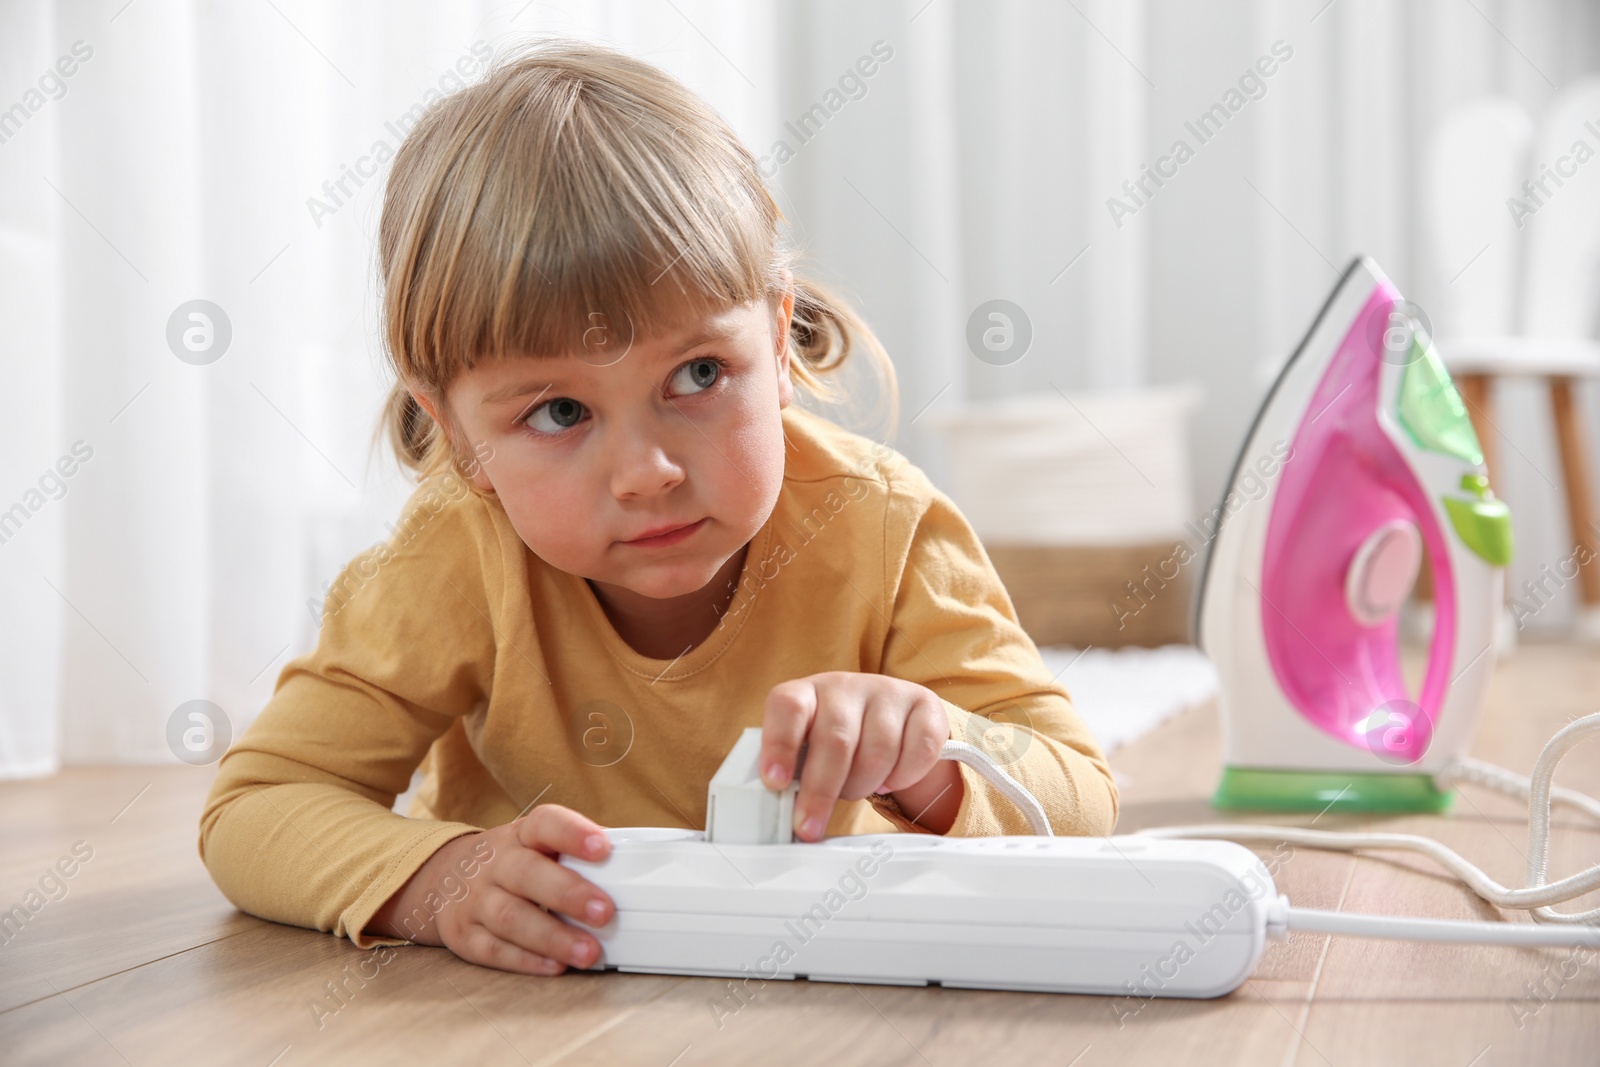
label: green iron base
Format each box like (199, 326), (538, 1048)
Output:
(1213, 766), (1454, 814)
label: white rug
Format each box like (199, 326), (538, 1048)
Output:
(1036, 644), (1219, 754)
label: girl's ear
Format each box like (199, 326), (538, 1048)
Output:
(409, 387), (444, 426)
(409, 387), (495, 492)
(773, 285), (795, 409)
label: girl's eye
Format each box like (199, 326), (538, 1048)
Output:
(524, 397), (586, 434)
(669, 357), (722, 396)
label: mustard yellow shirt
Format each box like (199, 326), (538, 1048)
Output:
(198, 405), (1118, 948)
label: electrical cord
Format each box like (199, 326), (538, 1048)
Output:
(1279, 906), (1600, 947)
(1436, 713), (1600, 925)
(939, 739), (1054, 836)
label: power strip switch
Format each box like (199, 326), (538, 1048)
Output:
(705, 727), (798, 844)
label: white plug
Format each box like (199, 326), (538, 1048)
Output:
(705, 727), (798, 844)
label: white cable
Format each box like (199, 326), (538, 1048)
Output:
(1435, 734), (1600, 925)
(939, 740), (1053, 837)
(1509, 713), (1600, 924)
(1136, 823), (1600, 909)
(1436, 756), (1600, 824)
(1137, 711), (1600, 938)
(1286, 907), (1600, 947)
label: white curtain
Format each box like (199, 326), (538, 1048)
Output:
(3, 0), (1597, 776)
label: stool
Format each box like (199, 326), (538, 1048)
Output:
(1420, 84), (1600, 642)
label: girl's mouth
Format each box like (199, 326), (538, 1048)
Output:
(622, 518), (707, 548)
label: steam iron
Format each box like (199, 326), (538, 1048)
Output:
(1195, 257), (1512, 813)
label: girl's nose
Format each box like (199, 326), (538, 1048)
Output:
(609, 431), (686, 499)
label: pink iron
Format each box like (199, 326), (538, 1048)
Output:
(1195, 257), (1512, 812)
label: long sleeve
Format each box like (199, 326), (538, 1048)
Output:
(867, 478), (1119, 838)
(198, 482), (502, 948)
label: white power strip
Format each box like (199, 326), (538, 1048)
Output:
(559, 828), (1286, 998)
(555, 721), (1600, 997)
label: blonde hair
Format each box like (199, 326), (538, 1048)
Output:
(375, 37), (897, 484)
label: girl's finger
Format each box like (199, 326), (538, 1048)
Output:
(838, 692), (905, 801)
(880, 693), (949, 794)
(760, 677), (820, 789)
(488, 841), (614, 928)
(458, 920), (569, 977)
(515, 803), (611, 864)
(792, 680), (864, 841)
(474, 884), (602, 970)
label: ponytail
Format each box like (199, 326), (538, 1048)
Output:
(786, 275), (899, 440)
(377, 381), (452, 481)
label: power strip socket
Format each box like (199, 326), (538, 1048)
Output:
(560, 828), (1287, 998)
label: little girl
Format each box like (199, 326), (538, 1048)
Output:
(199, 38), (1117, 977)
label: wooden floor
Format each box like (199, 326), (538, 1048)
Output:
(3, 642), (1598, 1066)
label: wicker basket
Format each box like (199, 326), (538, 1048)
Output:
(928, 388), (1201, 648)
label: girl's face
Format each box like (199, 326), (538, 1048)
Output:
(420, 294), (794, 600)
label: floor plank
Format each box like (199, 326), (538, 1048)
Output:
(0, 767), (263, 1013)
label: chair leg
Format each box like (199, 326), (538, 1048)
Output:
(1549, 376), (1600, 609)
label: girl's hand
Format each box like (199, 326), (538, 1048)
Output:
(757, 672), (964, 841)
(365, 804), (615, 975)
